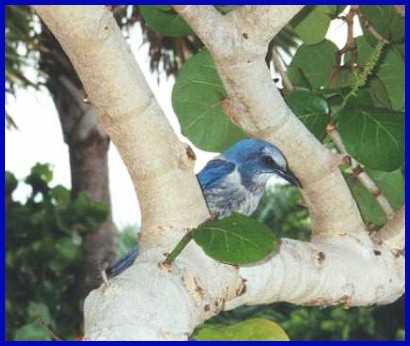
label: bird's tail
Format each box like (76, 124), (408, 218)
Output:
(105, 247), (139, 278)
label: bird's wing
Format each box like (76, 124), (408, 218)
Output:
(197, 158), (236, 190)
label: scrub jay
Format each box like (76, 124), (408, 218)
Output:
(105, 138), (300, 278)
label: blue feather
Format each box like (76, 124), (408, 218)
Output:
(197, 159), (235, 190)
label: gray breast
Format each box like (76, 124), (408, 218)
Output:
(203, 169), (265, 218)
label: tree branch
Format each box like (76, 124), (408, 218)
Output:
(271, 48), (294, 92)
(35, 6), (404, 340)
(34, 5), (210, 249)
(174, 5), (366, 237)
(373, 206), (405, 252)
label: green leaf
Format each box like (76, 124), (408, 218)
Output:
(50, 185), (70, 207)
(30, 163), (53, 183)
(367, 77), (391, 109)
(139, 6), (192, 37)
(360, 6), (404, 44)
(288, 40), (338, 89)
(328, 67), (355, 90)
(14, 323), (51, 340)
(194, 318), (290, 340)
(376, 48), (404, 111)
(342, 77), (390, 110)
(193, 213), (277, 265)
(286, 89), (330, 140)
(27, 302), (54, 327)
(172, 50), (246, 151)
(337, 107), (403, 171)
(291, 6), (336, 45)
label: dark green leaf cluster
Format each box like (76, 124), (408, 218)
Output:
(6, 164), (109, 340)
(282, 6), (404, 228)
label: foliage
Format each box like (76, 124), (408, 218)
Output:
(171, 5), (404, 230)
(5, 6), (42, 128)
(6, 164), (109, 340)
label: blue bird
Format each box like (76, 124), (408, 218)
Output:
(105, 139), (300, 278)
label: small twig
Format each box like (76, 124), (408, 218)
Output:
(272, 48), (294, 92)
(336, 6), (358, 66)
(326, 123), (395, 221)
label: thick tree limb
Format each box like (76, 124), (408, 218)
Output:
(34, 6), (404, 340)
(34, 5), (210, 249)
(373, 207), (405, 251)
(174, 5), (366, 238)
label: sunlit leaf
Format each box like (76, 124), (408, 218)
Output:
(172, 50), (246, 152)
(194, 318), (290, 340)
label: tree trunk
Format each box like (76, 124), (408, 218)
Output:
(39, 26), (117, 295)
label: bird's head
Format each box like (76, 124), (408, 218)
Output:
(222, 139), (301, 189)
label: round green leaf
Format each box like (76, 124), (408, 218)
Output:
(139, 6), (192, 37)
(172, 50), (246, 151)
(337, 107), (403, 171)
(14, 323), (51, 340)
(27, 302), (54, 327)
(377, 48), (404, 111)
(342, 77), (390, 110)
(50, 185), (70, 207)
(194, 318), (289, 341)
(291, 6), (336, 45)
(367, 77), (391, 109)
(288, 40), (338, 89)
(286, 89), (330, 140)
(360, 6), (404, 44)
(193, 213), (277, 265)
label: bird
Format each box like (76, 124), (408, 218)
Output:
(104, 138), (301, 278)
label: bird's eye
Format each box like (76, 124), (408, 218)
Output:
(262, 156), (275, 166)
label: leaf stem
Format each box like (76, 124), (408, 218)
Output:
(163, 230), (193, 265)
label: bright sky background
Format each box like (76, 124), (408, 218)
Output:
(5, 8), (361, 229)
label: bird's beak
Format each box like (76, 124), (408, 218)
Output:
(275, 169), (302, 188)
